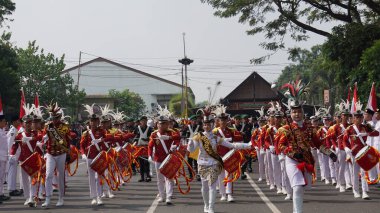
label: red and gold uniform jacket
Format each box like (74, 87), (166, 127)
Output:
(257, 124), (269, 150)
(213, 127), (243, 157)
(251, 128), (261, 148)
(43, 122), (72, 156)
(11, 130), (43, 162)
(80, 128), (108, 159)
(317, 125), (331, 148)
(278, 122), (321, 165)
(342, 124), (379, 156)
(265, 125), (282, 155)
(327, 123), (349, 151)
(148, 129), (180, 163)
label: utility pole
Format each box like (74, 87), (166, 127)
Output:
(76, 51), (82, 121)
(178, 33), (193, 119)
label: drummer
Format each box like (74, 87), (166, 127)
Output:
(80, 104), (108, 206)
(342, 103), (379, 199)
(147, 107), (180, 205)
(188, 106), (252, 213)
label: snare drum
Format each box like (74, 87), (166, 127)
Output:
(21, 152), (43, 176)
(116, 147), (129, 167)
(67, 145), (79, 164)
(134, 146), (148, 157)
(159, 154), (182, 179)
(222, 149), (243, 174)
(90, 151), (108, 175)
(355, 145), (379, 171)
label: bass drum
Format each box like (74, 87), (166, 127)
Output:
(355, 145), (379, 171)
(159, 154), (182, 179)
(90, 151), (108, 175)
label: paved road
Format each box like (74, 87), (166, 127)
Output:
(1, 161), (379, 213)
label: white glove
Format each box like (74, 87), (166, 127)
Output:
(335, 147), (339, 153)
(357, 133), (368, 137)
(170, 144), (178, 151)
(159, 135), (170, 141)
(344, 147), (351, 154)
(254, 146), (259, 151)
(269, 145), (275, 153)
(9, 155), (17, 165)
(22, 137), (32, 143)
(278, 154), (285, 162)
(43, 134), (49, 142)
(224, 138), (232, 142)
(91, 139), (101, 145)
(148, 156), (154, 163)
(81, 154), (87, 160)
(260, 149), (266, 155)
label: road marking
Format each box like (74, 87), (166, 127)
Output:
(247, 174), (281, 213)
(146, 194), (160, 213)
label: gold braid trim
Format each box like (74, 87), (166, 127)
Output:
(193, 132), (224, 168)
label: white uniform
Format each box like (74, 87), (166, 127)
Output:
(7, 125), (21, 192)
(0, 128), (8, 196)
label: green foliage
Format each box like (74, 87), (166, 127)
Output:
(201, 0), (380, 62)
(0, 0), (15, 27)
(108, 89), (146, 120)
(0, 32), (19, 114)
(16, 41), (86, 117)
(168, 93), (195, 118)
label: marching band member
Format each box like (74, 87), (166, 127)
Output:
(278, 80), (337, 213)
(11, 106), (43, 207)
(148, 105), (180, 205)
(42, 103), (72, 208)
(251, 107), (267, 182)
(342, 101), (379, 199)
(234, 114), (253, 178)
(80, 104), (108, 205)
(188, 106), (252, 213)
(364, 108), (378, 182)
(7, 115), (22, 197)
(134, 115), (153, 182)
(212, 104), (243, 202)
(264, 104), (276, 190)
(0, 114), (10, 203)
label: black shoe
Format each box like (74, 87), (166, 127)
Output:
(241, 174), (247, 180)
(196, 174), (201, 181)
(0, 195), (10, 201)
(18, 189), (24, 195)
(53, 189), (58, 192)
(145, 177), (151, 182)
(9, 190), (21, 196)
(3, 181), (7, 185)
(138, 179), (144, 182)
(247, 168), (253, 173)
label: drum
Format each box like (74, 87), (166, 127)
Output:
(159, 154), (182, 179)
(222, 149), (244, 174)
(134, 146), (148, 157)
(123, 143), (133, 153)
(67, 145), (79, 164)
(355, 146), (379, 171)
(90, 151), (108, 175)
(107, 148), (117, 160)
(116, 147), (129, 167)
(21, 152), (43, 176)
(178, 144), (188, 157)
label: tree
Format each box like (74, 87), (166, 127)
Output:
(0, 32), (19, 114)
(201, 0), (380, 62)
(108, 89), (146, 120)
(0, 0), (15, 28)
(16, 41), (86, 117)
(168, 93), (195, 118)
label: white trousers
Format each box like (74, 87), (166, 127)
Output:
(218, 169), (232, 195)
(0, 160), (6, 195)
(337, 150), (351, 186)
(317, 150), (325, 179)
(265, 150), (274, 185)
(7, 156), (18, 191)
(280, 155), (292, 194)
(20, 167), (36, 200)
(45, 153), (66, 198)
(154, 161), (174, 199)
(257, 150), (265, 179)
(271, 153), (282, 189)
(351, 156), (369, 193)
(86, 158), (102, 198)
(201, 177), (217, 209)
(322, 154), (331, 180)
(285, 157), (312, 188)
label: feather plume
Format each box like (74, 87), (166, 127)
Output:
(211, 104), (227, 117)
(155, 104), (173, 118)
(110, 108), (126, 123)
(355, 100), (363, 112)
(83, 104), (95, 116)
(31, 104), (44, 118)
(256, 106), (265, 117)
(23, 103), (34, 116)
(100, 104), (113, 116)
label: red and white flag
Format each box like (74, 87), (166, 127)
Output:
(34, 92), (39, 107)
(0, 95), (3, 115)
(350, 82), (358, 114)
(19, 88), (26, 119)
(366, 82), (377, 111)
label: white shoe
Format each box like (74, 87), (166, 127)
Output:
(166, 197), (172, 205)
(208, 208), (215, 213)
(276, 189), (282, 194)
(97, 197), (103, 206)
(157, 197), (165, 202)
(24, 198), (31, 206)
(258, 178), (263, 182)
(362, 192), (370, 200)
(266, 181), (270, 186)
(354, 191), (361, 198)
(325, 179), (330, 185)
(332, 179), (337, 185)
(220, 194), (227, 201)
(282, 187), (287, 195)
(346, 184), (352, 190)
(108, 191), (115, 198)
(56, 198), (64, 207)
(339, 185), (346, 192)
(204, 205), (209, 213)
(91, 198), (97, 205)
(284, 194), (292, 200)
(269, 184), (275, 190)
(42, 197), (50, 208)
(227, 194), (234, 202)
(336, 184), (340, 189)
(101, 192), (106, 198)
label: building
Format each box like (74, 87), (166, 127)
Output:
(62, 57), (193, 114)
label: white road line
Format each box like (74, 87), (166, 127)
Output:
(146, 194), (160, 213)
(247, 174), (281, 213)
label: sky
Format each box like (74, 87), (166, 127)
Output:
(9, 0), (327, 103)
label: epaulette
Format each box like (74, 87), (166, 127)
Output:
(212, 128), (218, 134)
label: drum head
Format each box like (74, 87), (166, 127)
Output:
(222, 149), (236, 161)
(159, 154), (172, 170)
